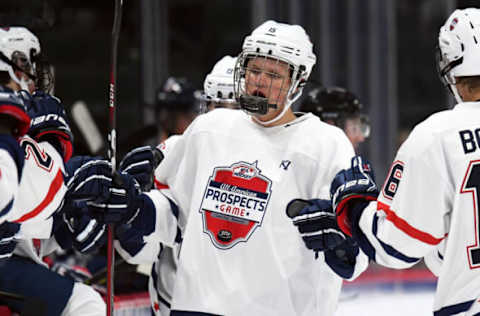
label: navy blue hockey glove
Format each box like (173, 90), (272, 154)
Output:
(119, 145), (164, 191)
(114, 195), (157, 259)
(64, 156), (113, 206)
(0, 221), (19, 259)
(53, 205), (107, 253)
(330, 156), (379, 236)
(88, 171), (144, 225)
(0, 88), (31, 137)
(63, 208), (107, 253)
(65, 156), (144, 225)
(287, 199), (347, 257)
(0, 134), (25, 180)
(324, 237), (360, 279)
(25, 91), (73, 162)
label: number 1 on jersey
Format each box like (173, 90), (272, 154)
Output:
(461, 160), (480, 269)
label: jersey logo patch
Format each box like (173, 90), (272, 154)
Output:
(199, 161), (272, 249)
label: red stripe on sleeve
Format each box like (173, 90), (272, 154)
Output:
(15, 169), (64, 222)
(154, 178), (169, 190)
(377, 201), (444, 245)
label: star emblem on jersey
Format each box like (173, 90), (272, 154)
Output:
(199, 161), (272, 249)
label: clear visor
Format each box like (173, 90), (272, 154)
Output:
(359, 114), (371, 138)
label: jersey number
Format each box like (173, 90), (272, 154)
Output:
(21, 139), (53, 172)
(461, 160), (480, 269)
(382, 161), (404, 200)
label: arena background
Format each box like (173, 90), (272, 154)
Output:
(2, 0), (479, 314)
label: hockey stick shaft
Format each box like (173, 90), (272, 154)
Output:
(107, 0), (123, 315)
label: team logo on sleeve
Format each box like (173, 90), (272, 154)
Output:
(199, 161), (272, 249)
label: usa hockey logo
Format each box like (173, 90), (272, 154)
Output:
(199, 161), (272, 249)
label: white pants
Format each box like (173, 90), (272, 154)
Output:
(61, 282), (106, 316)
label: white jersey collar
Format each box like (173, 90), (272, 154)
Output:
(454, 101), (480, 110)
(245, 112), (314, 133)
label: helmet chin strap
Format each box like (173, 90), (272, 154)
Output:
(252, 99), (292, 126)
(449, 84), (464, 104)
(251, 84), (304, 126)
(8, 68), (31, 91)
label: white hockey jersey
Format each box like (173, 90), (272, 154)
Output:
(11, 137), (67, 264)
(150, 136), (182, 315)
(12, 137), (66, 238)
(135, 109), (367, 315)
(0, 146), (21, 224)
(357, 101), (480, 315)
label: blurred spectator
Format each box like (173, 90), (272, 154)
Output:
(156, 77), (202, 142)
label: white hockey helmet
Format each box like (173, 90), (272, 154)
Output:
(437, 8), (480, 103)
(234, 20), (317, 125)
(202, 55), (238, 112)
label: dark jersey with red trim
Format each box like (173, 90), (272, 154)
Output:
(359, 101), (480, 314)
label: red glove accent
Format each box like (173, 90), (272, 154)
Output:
(336, 194), (377, 236)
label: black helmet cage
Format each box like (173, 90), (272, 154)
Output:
(233, 52), (303, 115)
(32, 52), (54, 93)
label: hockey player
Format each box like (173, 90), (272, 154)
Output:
(0, 88), (30, 259)
(98, 20), (368, 316)
(0, 27), (106, 315)
(298, 8), (480, 316)
(300, 85), (370, 151)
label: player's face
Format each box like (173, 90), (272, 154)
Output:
(244, 57), (292, 121)
(344, 117), (366, 150)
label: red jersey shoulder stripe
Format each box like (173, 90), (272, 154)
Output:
(377, 201), (445, 245)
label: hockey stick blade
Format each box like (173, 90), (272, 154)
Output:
(71, 101), (104, 154)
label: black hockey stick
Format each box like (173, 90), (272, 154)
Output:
(107, 0), (123, 315)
